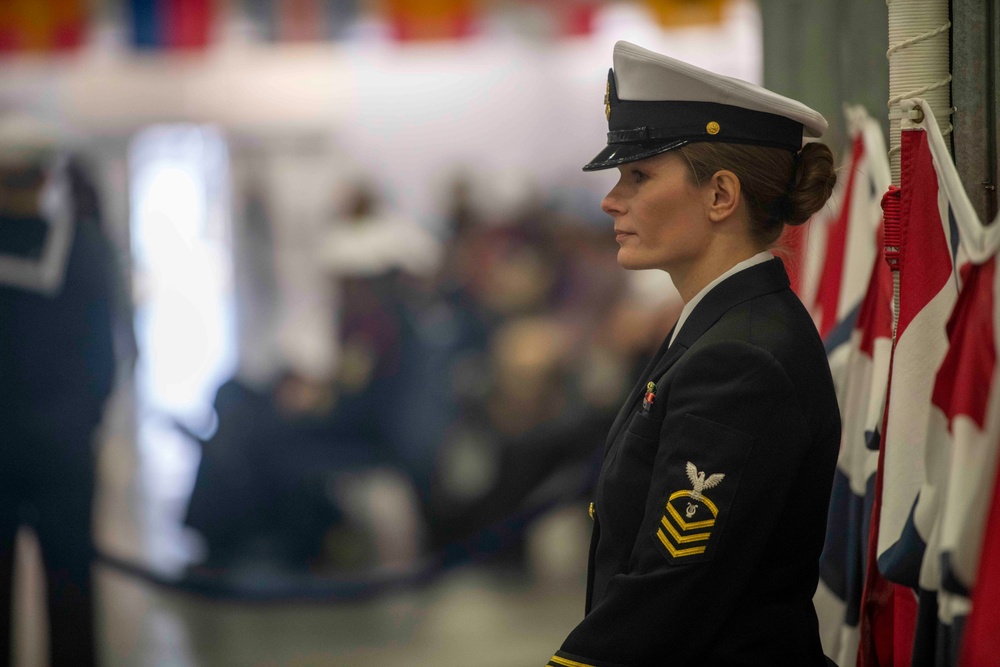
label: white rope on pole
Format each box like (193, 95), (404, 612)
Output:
(886, 22), (951, 59)
(886, 0), (952, 185)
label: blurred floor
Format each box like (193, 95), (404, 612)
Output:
(97, 565), (584, 667)
(11, 383), (589, 666)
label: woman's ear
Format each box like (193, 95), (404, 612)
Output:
(705, 169), (741, 223)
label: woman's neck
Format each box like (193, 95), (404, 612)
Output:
(670, 242), (765, 303)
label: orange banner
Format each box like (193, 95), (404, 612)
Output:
(384, 0), (476, 41)
(645, 0), (725, 27)
(0, 0), (86, 53)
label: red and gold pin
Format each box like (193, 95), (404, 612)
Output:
(642, 381), (657, 412)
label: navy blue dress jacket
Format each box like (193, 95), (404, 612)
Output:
(551, 257), (841, 667)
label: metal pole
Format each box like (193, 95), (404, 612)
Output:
(951, 0), (999, 224)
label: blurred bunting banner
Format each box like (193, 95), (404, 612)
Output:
(0, 0), (87, 54)
(384, 0), (476, 41)
(559, 0), (600, 37)
(129, 0), (215, 50)
(644, 0), (725, 27)
(552, 0), (600, 37)
(245, 0), (358, 42)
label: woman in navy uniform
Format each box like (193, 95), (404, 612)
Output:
(549, 42), (841, 666)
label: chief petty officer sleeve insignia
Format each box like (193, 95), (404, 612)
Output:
(655, 462), (726, 560)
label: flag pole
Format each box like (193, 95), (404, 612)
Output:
(886, 0), (952, 186)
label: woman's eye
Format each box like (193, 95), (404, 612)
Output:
(632, 171), (647, 183)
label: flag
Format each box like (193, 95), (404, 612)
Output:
(910, 254), (999, 667)
(856, 96), (964, 666)
(961, 420), (1000, 667)
(933, 255), (999, 666)
(874, 110), (961, 589)
(887, 99), (1000, 667)
(812, 107), (891, 667)
(780, 221), (810, 299)
(812, 106), (888, 341)
(0, 0), (87, 54)
(816, 226), (893, 667)
(129, 0), (215, 50)
(799, 106), (887, 402)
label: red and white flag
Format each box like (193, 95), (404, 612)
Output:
(875, 105), (963, 587)
(887, 99), (1000, 667)
(808, 105), (888, 343)
(961, 414), (1000, 667)
(932, 253), (1000, 666)
(857, 96), (965, 665)
(812, 107), (892, 667)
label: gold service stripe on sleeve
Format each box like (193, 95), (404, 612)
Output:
(657, 529), (707, 557)
(550, 656), (597, 667)
(660, 516), (711, 543)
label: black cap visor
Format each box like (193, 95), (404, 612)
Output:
(582, 138), (689, 172)
(584, 68), (803, 172)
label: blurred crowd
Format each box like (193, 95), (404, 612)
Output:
(185, 174), (681, 577)
(0, 117), (684, 594)
(0, 108), (688, 664)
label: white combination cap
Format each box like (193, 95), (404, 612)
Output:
(584, 41), (828, 171)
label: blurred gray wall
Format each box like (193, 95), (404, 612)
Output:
(758, 0), (889, 158)
(759, 0), (998, 223)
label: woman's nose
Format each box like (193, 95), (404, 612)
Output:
(601, 188), (623, 217)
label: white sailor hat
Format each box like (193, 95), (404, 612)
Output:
(583, 41), (828, 171)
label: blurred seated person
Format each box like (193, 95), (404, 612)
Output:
(186, 272), (409, 572)
(186, 193), (444, 574)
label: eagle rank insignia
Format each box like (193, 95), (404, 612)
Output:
(654, 462), (725, 561)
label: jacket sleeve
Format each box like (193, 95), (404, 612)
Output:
(553, 340), (813, 666)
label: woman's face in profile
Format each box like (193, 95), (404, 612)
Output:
(601, 151), (711, 274)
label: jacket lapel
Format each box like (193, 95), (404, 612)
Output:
(604, 325), (674, 453)
(603, 258), (791, 454)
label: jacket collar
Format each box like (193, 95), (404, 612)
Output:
(604, 257), (791, 452)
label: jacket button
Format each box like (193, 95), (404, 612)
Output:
(589, 502), (595, 520)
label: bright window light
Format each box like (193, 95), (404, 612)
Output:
(128, 125), (236, 572)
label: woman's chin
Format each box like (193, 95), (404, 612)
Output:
(616, 249), (651, 271)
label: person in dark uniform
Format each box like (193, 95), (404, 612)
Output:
(547, 42), (841, 666)
(0, 152), (120, 667)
